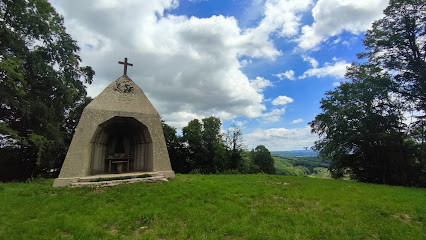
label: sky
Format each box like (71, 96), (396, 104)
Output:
(50, 0), (389, 151)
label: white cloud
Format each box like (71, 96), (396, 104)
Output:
(161, 111), (203, 129)
(51, 0), (287, 128)
(240, 59), (252, 67)
(253, 0), (313, 37)
(250, 77), (273, 93)
(299, 60), (350, 79)
(298, 0), (388, 50)
(272, 96), (294, 105)
(262, 108), (286, 123)
(333, 38), (341, 44)
(233, 120), (247, 128)
(242, 0), (313, 58)
(291, 118), (303, 124)
(275, 70), (295, 80)
(342, 40), (350, 46)
(302, 55), (318, 68)
(244, 126), (318, 151)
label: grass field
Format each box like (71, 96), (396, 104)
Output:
(0, 174), (425, 239)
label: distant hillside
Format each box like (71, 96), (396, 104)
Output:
(272, 150), (318, 158)
(272, 150), (330, 178)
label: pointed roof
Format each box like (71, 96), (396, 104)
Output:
(86, 75), (159, 116)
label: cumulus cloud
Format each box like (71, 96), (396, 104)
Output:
(233, 120), (247, 128)
(299, 60), (350, 79)
(251, 0), (313, 37)
(275, 70), (295, 80)
(302, 55), (318, 68)
(262, 108), (286, 123)
(250, 77), (273, 93)
(291, 118), (303, 124)
(298, 0), (388, 50)
(51, 0), (286, 127)
(244, 126), (318, 151)
(272, 96), (294, 105)
(241, 0), (313, 59)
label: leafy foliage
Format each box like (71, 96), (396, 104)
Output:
(311, 0), (425, 186)
(361, 0), (425, 113)
(251, 145), (275, 174)
(0, 0), (94, 179)
(273, 154), (330, 177)
(163, 117), (276, 174)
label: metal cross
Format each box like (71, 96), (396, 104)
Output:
(118, 58), (133, 76)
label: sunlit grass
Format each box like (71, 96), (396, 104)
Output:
(0, 174), (424, 239)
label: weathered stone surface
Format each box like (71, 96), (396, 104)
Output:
(70, 172), (168, 187)
(53, 75), (175, 187)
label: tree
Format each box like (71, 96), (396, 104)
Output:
(163, 117), (278, 175)
(310, 65), (420, 185)
(166, 117), (246, 174)
(201, 116), (222, 172)
(224, 124), (244, 170)
(162, 120), (191, 173)
(251, 145), (275, 174)
(182, 119), (205, 171)
(310, 0), (426, 186)
(361, 0), (425, 114)
(0, 0), (94, 179)
(181, 117), (223, 173)
(362, 0), (426, 184)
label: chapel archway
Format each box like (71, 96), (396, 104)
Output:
(89, 117), (153, 175)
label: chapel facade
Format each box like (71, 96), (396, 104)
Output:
(53, 59), (174, 187)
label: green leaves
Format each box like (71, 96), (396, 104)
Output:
(310, 0), (426, 186)
(0, 0), (94, 179)
(251, 145), (275, 174)
(362, 0), (426, 108)
(164, 117), (274, 175)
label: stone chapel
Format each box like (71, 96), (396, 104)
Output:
(53, 58), (175, 187)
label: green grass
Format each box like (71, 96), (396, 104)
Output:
(0, 175), (425, 240)
(309, 167), (332, 179)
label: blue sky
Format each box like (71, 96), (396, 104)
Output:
(51, 0), (389, 150)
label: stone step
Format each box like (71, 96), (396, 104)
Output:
(70, 174), (167, 187)
(77, 172), (161, 183)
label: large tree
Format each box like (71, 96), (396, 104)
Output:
(251, 145), (275, 174)
(362, 0), (425, 123)
(163, 117), (278, 175)
(162, 120), (191, 173)
(224, 124), (244, 171)
(201, 116), (223, 172)
(182, 119), (205, 172)
(311, 65), (420, 185)
(311, 0), (425, 186)
(0, 0), (94, 179)
(181, 117), (223, 173)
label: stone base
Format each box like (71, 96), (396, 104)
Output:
(53, 177), (79, 187)
(52, 171), (175, 187)
(157, 170), (175, 179)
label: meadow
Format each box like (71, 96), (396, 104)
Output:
(0, 174), (425, 239)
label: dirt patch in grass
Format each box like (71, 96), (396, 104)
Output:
(264, 181), (290, 186)
(392, 213), (419, 224)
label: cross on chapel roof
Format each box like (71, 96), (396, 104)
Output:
(118, 57), (133, 76)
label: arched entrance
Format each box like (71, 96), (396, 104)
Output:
(90, 117), (153, 174)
